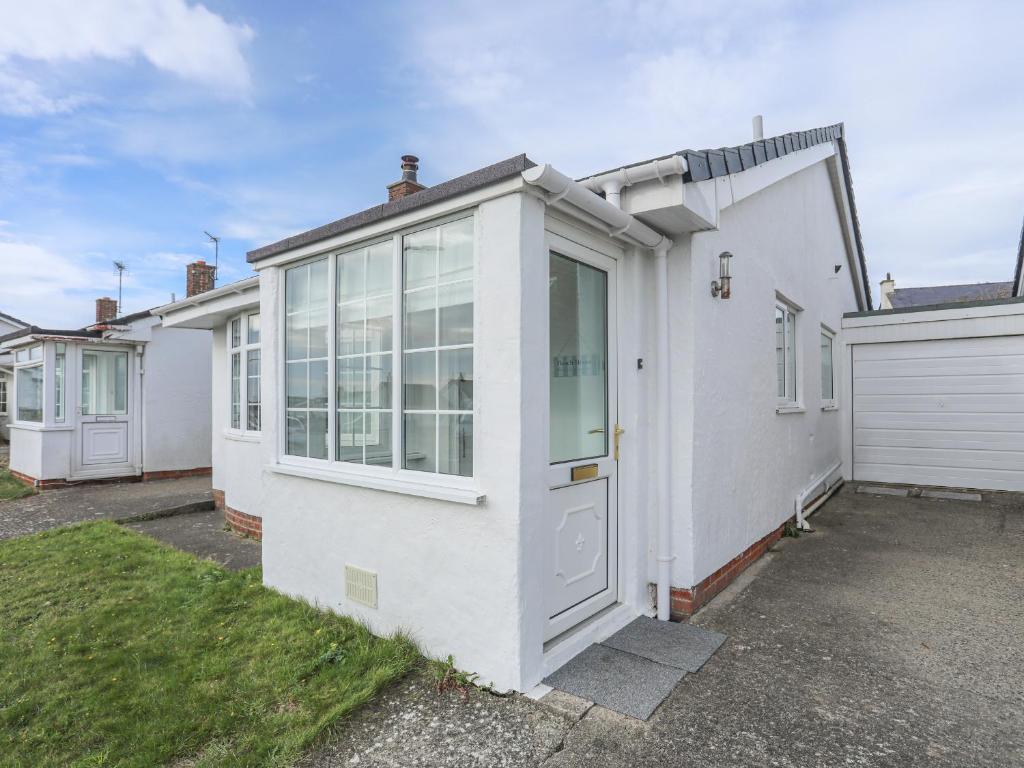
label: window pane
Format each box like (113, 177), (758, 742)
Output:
(338, 301), (365, 357)
(403, 288), (435, 350)
(54, 346), (65, 421)
(366, 354), (392, 409)
(404, 413), (436, 472)
(247, 349), (260, 431)
(337, 410), (364, 463)
(16, 366), (43, 422)
(287, 410), (308, 456)
(438, 281), (473, 346)
(337, 357), (364, 408)
(365, 411), (393, 466)
(309, 360), (329, 409)
(81, 350), (128, 416)
(337, 250), (365, 303)
(366, 295), (392, 354)
(247, 314), (260, 344)
(286, 362), (308, 408)
(231, 352), (241, 429)
(366, 242), (392, 297)
(231, 318), (241, 348)
(775, 308), (785, 398)
(28, 345), (41, 361)
(0, 380), (7, 414)
(439, 218), (473, 283)
(786, 311), (796, 401)
(404, 351), (436, 411)
(438, 414), (472, 477)
(549, 253), (608, 463)
(439, 348), (473, 410)
(821, 333), (834, 400)
(286, 265), (309, 313)
(286, 312), (308, 361)
(309, 410), (328, 459)
(309, 259), (329, 308)
(404, 228), (436, 290)
(308, 308), (329, 359)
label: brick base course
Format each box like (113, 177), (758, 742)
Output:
(141, 467), (212, 482)
(10, 467), (212, 489)
(670, 522), (786, 619)
(224, 506), (262, 541)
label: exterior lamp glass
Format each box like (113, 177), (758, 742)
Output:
(711, 251), (733, 298)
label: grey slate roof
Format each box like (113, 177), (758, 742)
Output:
(247, 155), (535, 263)
(888, 282), (1014, 308)
(0, 310), (29, 328)
(0, 326), (102, 345)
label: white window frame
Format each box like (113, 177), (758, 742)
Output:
(13, 344), (44, 425)
(227, 312), (261, 436)
(0, 378), (7, 415)
(820, 325), (837, 411)
(775, 298), (802, 413)
(276, 212), (479, 498)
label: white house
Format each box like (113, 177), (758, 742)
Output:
(158, 123), (872, 691)
(1, 264), (215, 487)
(0, 309), (31, 443)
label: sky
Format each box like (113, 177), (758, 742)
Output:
(0, 0), (1022, 327)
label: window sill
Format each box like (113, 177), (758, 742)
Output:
(8, 423), (75, 432)
(267, 462), (486, 506)
(222, 429), (261, 444)
(821, 403), (839, 412)
(775, 404), (806, 415)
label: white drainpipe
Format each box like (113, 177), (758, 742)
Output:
(523, 163), (678, 621)
(581, 155), (689, 196)
(794, 460), (843, 530)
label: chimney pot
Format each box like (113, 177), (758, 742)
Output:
(186, 260), (216, 297)
(95, 297), (118, 324)
(388, 154), (426, 201)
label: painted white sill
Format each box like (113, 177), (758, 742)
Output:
(821, 403), (839, 412)
(8, 423), (75, 432)
(267, 462), (486, 506)
(775, 404), (806, 415)
(222, 429), (261, 443)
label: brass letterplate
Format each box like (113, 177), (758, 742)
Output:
(571, 464), (599, 482)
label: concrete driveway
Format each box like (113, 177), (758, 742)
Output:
(305, 486), (1024, 767)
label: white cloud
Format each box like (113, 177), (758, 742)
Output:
(404, 0), (1024, 294)
(0, 0), (254, 114)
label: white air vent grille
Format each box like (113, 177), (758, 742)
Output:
(345, 565), (378, 608)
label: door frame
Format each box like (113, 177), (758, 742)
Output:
(543, 230), (622, 642)
(71, 343), (141, 480)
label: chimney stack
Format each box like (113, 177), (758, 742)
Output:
(186, 260), (216, 297)
(387, 155), (426, 201)
(879, 272), (895, 309)
(752, 114), (764, 141)
(95, 297), (118, 324)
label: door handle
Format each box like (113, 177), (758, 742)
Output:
(588, 427), (605, 434)
(614, 424), (625, 461)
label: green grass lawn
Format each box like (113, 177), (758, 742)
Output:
(0, 469), (35, 502)
(0, 522), (419, 767)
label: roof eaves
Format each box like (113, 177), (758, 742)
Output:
(247, 154), (535, 263)
(0, 326), (102, 345)
(0, 310), (29, 328)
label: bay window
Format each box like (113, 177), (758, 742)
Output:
(229, 313), (261, 432)
(16, 363), (43, 422)
(283, 215), (475, 479)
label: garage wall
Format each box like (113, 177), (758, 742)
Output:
(843, 298), (1024, 492)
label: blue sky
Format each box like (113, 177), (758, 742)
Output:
(0, 0), (1022, 327)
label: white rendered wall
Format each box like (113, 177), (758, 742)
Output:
(8, 427), (42, 478)
(259, 193), (532, 691)
(142, 325), (212, 472)
(674, 160), (861, 586)
(210, 324), (264, 514)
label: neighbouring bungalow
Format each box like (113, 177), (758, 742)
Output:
(0, 263), (215, 487)
(158, 122), (872, 691)
(0, 309), (31, 442)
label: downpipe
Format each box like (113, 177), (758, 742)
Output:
(795, 460), (842, 530)
(654, 239), (675, 621)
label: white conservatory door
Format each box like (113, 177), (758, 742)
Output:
(74, 347), (134, 477)
(545, 248), (619, 641)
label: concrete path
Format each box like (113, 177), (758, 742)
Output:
(303, 486), (1024, 767)
(125, 509), (261, 571)
(0, 476), (213, 540)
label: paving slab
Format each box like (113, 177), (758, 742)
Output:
(601, 615), (726, 673)
(921, 489), (983, 502)
(856, 485), (909, 496)
(125, 509), (260, 571)
(0, 476), (213, 540)
(542, 644), (685, 720)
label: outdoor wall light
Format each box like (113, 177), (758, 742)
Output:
(710, 251), (733, 299)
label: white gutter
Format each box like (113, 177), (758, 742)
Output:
(579, 155), (689, 206)
(522, 163), (676, 622)
(794, 460), (843, 530)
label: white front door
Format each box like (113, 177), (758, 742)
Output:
(74, 347), (133, 476)
(545, 248), (619, 641)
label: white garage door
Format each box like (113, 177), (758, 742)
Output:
(853, 335), (1024, 491)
